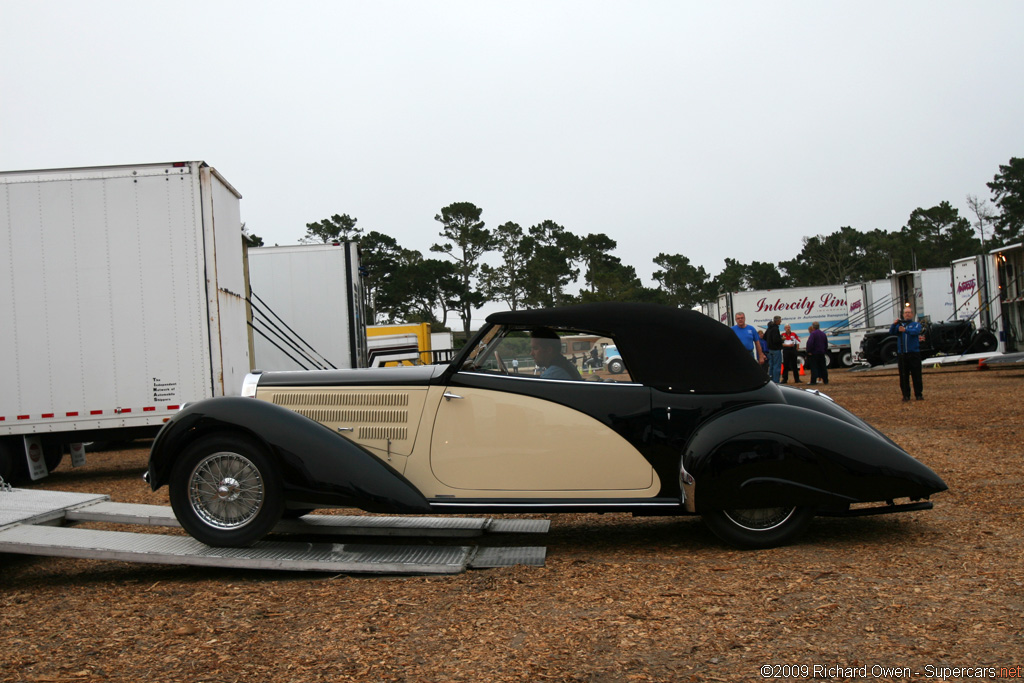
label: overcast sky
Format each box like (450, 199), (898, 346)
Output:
(3, 1), (1022, 298)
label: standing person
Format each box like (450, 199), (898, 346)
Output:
(765, 315), (783, 383)
(781, 323), (802, 384)
(806, 321), (829, 385)
(890, 307), (924, 401)
(731, 312), (765, 365)
(511, 357), (519, 374)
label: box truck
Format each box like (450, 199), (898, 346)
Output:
(247, 243), (368, 371)
(0, 161), (251, 481)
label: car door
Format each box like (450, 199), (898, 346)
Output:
(428, 370), (656, 495)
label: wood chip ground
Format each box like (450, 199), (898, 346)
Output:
(2, 365), (1022, 682)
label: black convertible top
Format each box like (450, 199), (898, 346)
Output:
(486, 302), (768, 393)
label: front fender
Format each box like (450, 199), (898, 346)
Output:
(683, 403), (947, 512)
(148, 397), (431, 513)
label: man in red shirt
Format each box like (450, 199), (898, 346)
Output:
(781, 323), (802, 384)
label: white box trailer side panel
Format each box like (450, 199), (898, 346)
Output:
(919, 268), (954, 322)
(727, 286), (850, 348)
(845, 283), (868, 330)
(868, 279), (896, 326)
(952, 257), (982, 322)
(248, 244), (358, 372)
(716, 294), (730, 325)
(203, 166), (250, 396)
(0, 163), (239, 435)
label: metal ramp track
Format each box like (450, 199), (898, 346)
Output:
(64, 501), (551, 537)
(0, 525), (545, 574)
(0, 489), (548, 575)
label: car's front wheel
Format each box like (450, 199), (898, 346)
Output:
(169, 435), (284, 547)
(879, 340), (898, 365)
(702, 506), (814, 549)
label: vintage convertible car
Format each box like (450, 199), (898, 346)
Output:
(146, 303), (947, 549)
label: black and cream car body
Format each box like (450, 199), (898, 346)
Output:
(146, 303), (947, 549)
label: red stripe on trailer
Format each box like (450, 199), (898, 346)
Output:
(143, 406), (156, 412)
(66, 411), (79, 417)
(91, 410), (103, 415)
(168, 405), (180, 410)
(0, 416), (5, 421)
(42, 413), (54, 418)
(17, 415), (30, 420)
(120, 408), (132, 414)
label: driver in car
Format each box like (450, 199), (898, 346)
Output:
(530, 329), (583, 381)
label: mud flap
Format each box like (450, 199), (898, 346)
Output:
(23, 436), (49, 481)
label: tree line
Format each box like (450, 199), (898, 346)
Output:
(244, 157), (1024, 336)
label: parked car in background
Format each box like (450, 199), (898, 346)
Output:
(146, 303), (947, 550)
(603, 345), (624, 374)
(860, 319), (998, 366)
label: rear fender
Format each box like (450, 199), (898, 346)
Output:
(148, 397), (431, 513)
(682, 403), (947, 512)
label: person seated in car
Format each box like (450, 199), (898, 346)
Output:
(530, 329), (583, 381)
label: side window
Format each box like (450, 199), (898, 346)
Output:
(459, 326), (634, 383)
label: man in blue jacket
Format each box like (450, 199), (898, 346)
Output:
(890, 307), (924, 401)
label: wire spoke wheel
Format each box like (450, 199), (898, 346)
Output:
(188, 452), (265, 530)
(170, 435), (284, 547)
(721, 506), (796, 532)
(703, 505), (814, 549)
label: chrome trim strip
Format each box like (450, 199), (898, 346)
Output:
(428, 501), (680, 508)
(458, 372), (643, 388)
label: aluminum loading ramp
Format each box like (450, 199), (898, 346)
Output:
(0, 489), (547, 575)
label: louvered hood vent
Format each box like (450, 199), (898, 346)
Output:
(270, 391), (417, 452)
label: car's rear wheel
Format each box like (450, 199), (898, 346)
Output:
(968, 330), (998, 354)
(169, 434), (283, 547)
(702, 506), (814, 549)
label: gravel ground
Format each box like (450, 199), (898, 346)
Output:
(2, 364), (1022, 682)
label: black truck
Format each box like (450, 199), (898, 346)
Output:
(860, 319), (998, 366)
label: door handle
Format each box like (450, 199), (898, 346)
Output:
(443, 392), (464, 401)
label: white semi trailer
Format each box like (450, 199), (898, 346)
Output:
(246, 243), (368, 371)
(715, 285), (855, 366)
(0, 161), (251, 481)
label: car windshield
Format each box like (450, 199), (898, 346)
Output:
(460, 325), (633, 382)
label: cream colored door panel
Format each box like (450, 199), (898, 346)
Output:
(430, 387), (653, 491)
(257, 387), (428, 466)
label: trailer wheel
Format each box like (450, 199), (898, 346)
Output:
(702, 506), (814, 549)
(43, 444), (64, 472)
(0, 438), (22, 484)
(169, 434), (283, 547)
(0, 437), (31, 484)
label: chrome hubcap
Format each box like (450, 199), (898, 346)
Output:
(188, 452), (264, 530)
